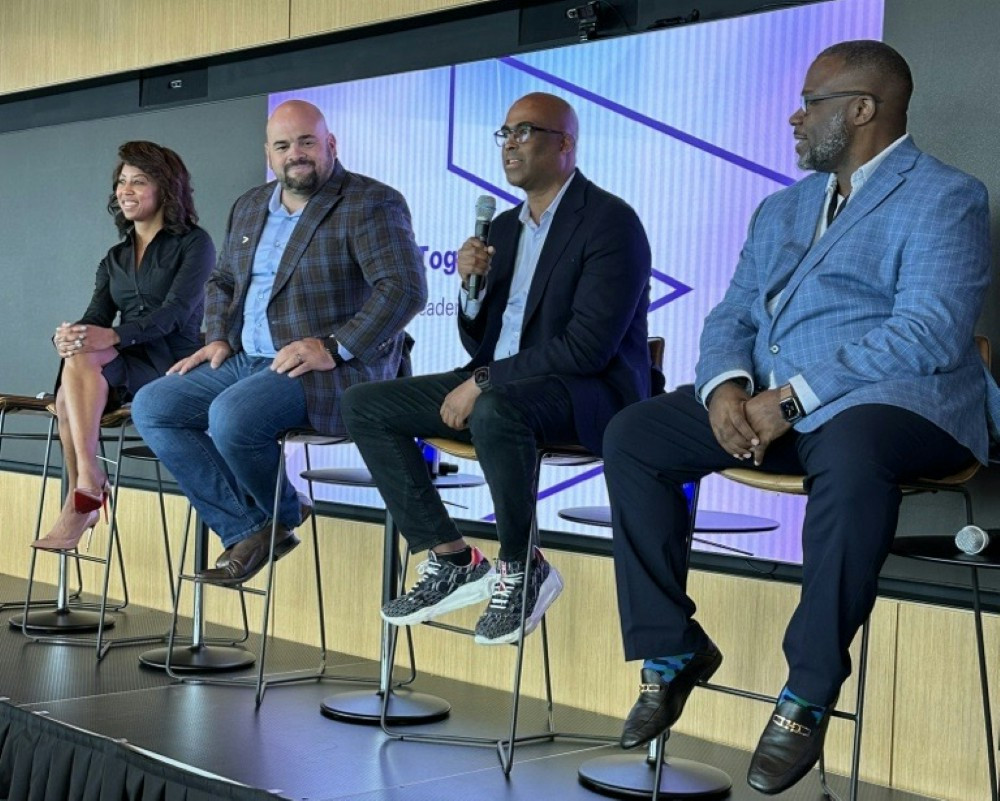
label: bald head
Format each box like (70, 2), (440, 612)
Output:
(816, 40), (912, 127)
(501, 93), (578, 204)
(266, 100), (338, 200)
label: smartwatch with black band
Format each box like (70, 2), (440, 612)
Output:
(323, 335), (345, 367)
(779, 383), (804, 423)
(473, 365), (491, 391)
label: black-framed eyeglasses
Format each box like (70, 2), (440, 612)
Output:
(799, 91), (882, 114)
(493, 123), (567, 146)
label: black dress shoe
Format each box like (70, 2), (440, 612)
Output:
(747, 699), (832, 794)
(197, 523), (300, 586)
(620, 642), (723, 749)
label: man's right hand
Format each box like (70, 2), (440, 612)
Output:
(456, 236), (494, 290)
(707, 380), (759, 461)
(168, 341), (232, 375)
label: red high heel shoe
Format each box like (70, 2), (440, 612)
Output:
(73, 483), (110, 519)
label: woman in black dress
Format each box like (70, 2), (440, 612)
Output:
(33, 141), (215, 550)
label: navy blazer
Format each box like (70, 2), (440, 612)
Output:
(460, 172), (654, 454)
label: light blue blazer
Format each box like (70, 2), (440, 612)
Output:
(695, 138), (1000, 463)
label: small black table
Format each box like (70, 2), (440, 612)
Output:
(891, 535), (998, 801)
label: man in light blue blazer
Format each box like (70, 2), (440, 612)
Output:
(603, 40), (1000, 795)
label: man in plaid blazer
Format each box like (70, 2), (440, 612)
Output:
(132, 100), (426, 584)
(604, 41), (1000, 794)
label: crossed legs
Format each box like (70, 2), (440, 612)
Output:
(34, 349), (119, 549)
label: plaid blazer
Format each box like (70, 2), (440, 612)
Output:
(696, 137), (1000, 462)
(205, 161), (427, 435)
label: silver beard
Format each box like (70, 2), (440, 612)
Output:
(798, 109), (850, 172)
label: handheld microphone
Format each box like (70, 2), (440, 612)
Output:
(468, 195), (495, 300)
(955, 525), (1000, 556)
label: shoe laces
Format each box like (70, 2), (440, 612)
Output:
(488, 563), (524, 610)
(412, 555), (443, 586)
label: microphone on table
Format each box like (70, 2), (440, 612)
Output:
(954, 525), (1000, 556)
(467, 195), (496, 301)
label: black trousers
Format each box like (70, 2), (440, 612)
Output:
(342, 370), (577, 562)
(603, 386), (972, 705)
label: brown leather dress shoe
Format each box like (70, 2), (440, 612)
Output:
(197, 523), (300, 586)
(214, 496), (312, 570)
(747, 699), (832, 794)
(620, 642), (723, 749)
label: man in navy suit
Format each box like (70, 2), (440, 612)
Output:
(132, 100), (426, 585)
(344, 92), (653, 645)
(604, 41), (999, 794)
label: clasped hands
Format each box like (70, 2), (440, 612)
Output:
(53, 322), (119, 358)
(708, 382), (790, 466)
(167, 338), (336, 376)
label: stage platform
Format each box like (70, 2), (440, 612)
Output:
(0, 574), (931, 801)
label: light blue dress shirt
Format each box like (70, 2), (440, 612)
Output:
(240, 184), (302, 358)
(462, 172), (576, 359)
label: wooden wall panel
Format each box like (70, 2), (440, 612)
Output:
(1, 470), (994, 800)
(289, 0), (494, 40)
(0, 0), (289, 94)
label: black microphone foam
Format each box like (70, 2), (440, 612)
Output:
(468, 195), (495, 300)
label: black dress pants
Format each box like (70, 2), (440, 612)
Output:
(603, 385), (972, 705)
(342, 370), (578, 562)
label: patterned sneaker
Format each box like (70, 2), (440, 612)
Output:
(381, 547), (494, 626)
(474, 548), (563, 645)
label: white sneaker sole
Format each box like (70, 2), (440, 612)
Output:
(474, 566), (564, 646)
(380, 567), (495, 626)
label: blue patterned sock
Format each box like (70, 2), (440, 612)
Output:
(643, 653), (695, 683)
(778, 686), (826, 724)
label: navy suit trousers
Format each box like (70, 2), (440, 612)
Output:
(604, 385), (972, 704)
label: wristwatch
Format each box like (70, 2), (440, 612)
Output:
(323, 335), (345, 367)
(778, 384), (804, 423)
(473, 365), (491, 391)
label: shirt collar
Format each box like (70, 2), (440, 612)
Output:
(825, 132), (910, 198)
(267, 182), (304, 217)
(517, 170), (577, 228)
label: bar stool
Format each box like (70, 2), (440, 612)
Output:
(363, 437), (616, 775)
(0, 392), (86, 612)
(160, 430), (377, 706)
(17, 405), (179, 658)
(309, 462), (486, 727)
(562, 487), (777, 800)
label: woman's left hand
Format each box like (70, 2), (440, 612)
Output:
(54, 323), (120, 357)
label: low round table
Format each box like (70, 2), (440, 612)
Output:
(300, 466), (485, 726)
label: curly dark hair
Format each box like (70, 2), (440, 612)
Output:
(107, 141), (199, 237)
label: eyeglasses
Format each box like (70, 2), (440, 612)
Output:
(493, 123), (567, 146)
(799, 91), (882, 114)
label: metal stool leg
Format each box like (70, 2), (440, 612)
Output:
(578, 482), (731, 798)
(141, 513), (256, 672)
(321, 508), (449, 724)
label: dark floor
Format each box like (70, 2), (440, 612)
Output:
(0, 574), (932, 801)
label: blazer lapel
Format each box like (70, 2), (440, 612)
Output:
(771, 141), (917, 321)
(269, 162), (346, 301)
(522, 173), (586, 328)
(764, 178), (825, 303)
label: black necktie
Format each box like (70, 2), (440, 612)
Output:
(826, 192), (847, 226)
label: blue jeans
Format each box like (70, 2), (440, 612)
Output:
(131, 353), (310, 547)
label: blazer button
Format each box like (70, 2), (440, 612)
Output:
(770, 344), (780, 354)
